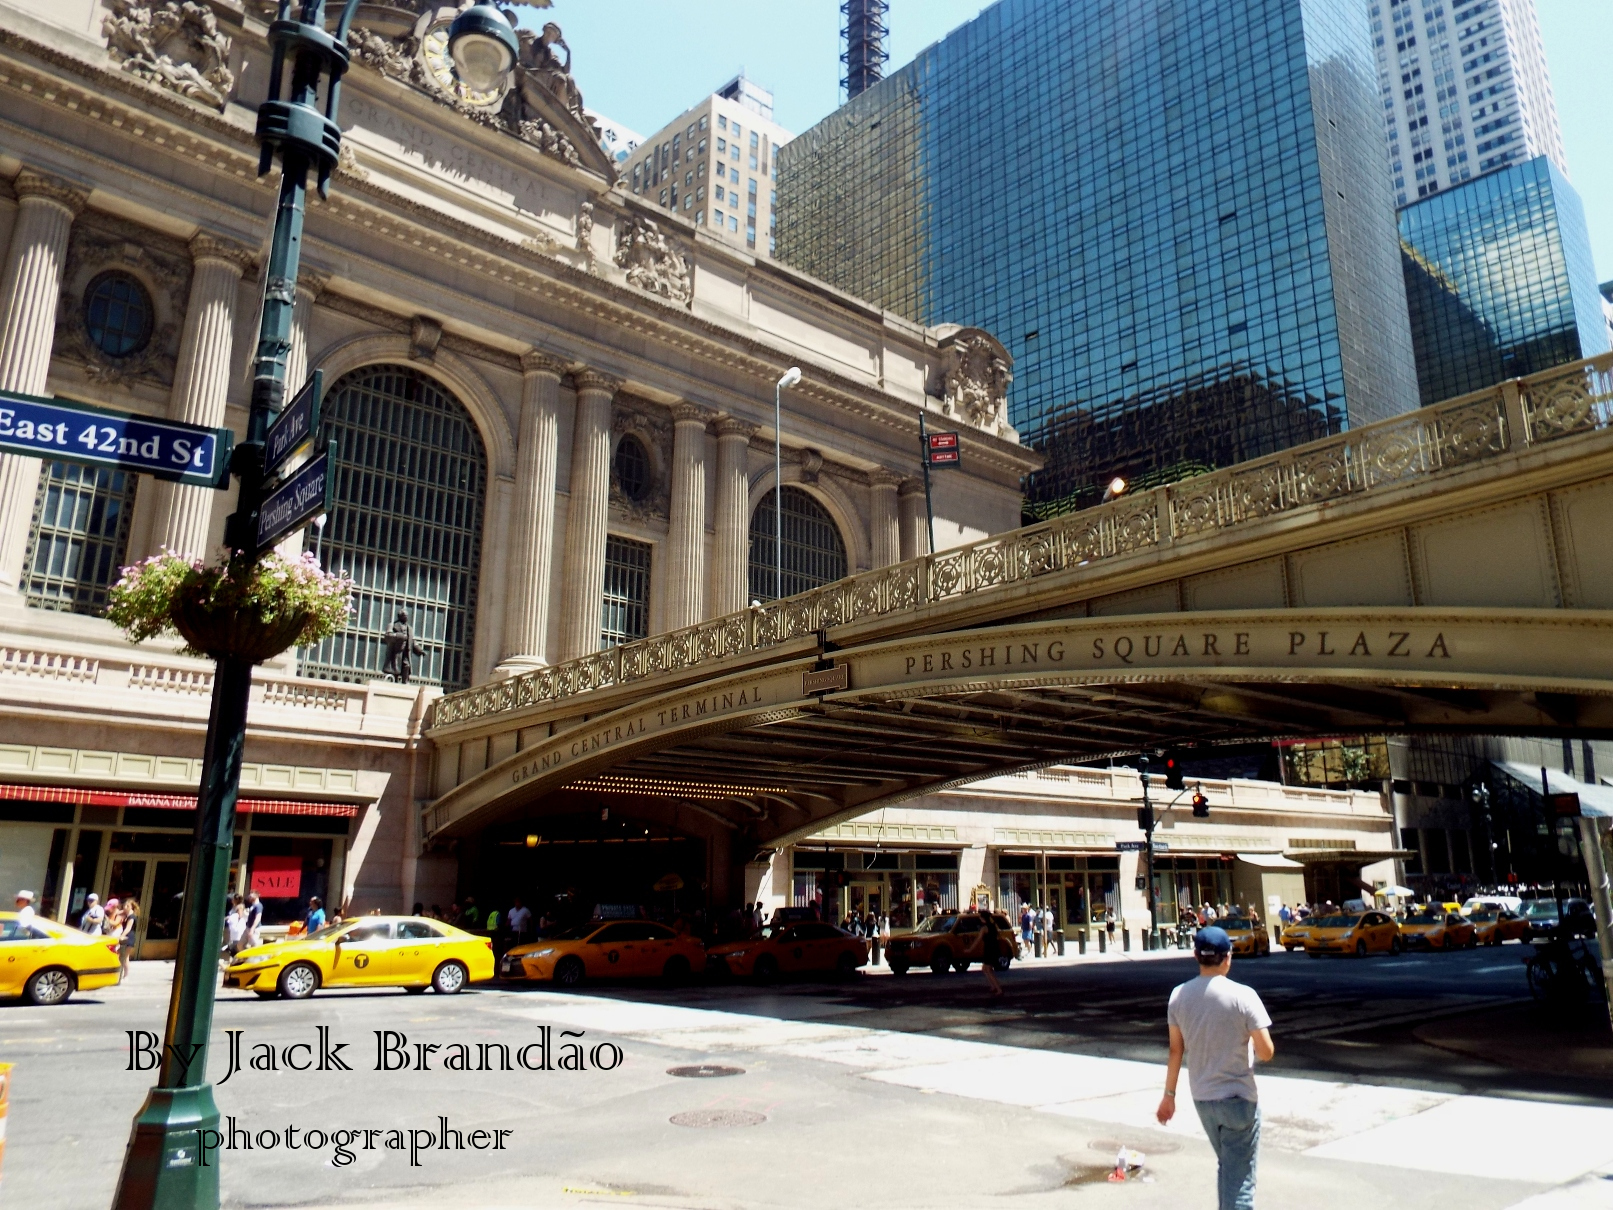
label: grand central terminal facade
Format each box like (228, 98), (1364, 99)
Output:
(0, 0), (1403, 943)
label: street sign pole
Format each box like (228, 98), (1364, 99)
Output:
(1141, 757), (1159, 950)
(918, 410), (936, 556)
(112, 3), (356, 1207)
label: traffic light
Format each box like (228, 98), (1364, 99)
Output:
(1191, 790), (1210, 818)
(1163, 751), (1185, 791)
(1137, 804), (1154, 831)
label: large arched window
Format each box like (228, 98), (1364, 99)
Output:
(299, 365), (488, 690)
(747, 486), (847, 602)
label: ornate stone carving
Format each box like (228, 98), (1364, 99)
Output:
(188, 231), (257, 274)
(714, 415), (759, 440)
(53, 212), (190, 388)
(609, 397), (671, 523)
(346, 26), (420, 84)
(939, 328), (1013, 435)
(409, 315), (443, 362)
(577, 201), (595, 269)
(13, 171), (88, 217)
(573, 368), (622, 397)
(797, 448), (824, 484)
(614, 217), (691, 306)
(102, 1), (235, 111)
(520, 349), (568, 378)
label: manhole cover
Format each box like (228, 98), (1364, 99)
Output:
(670, 1109), (766, 1128)
(666, 1064), (745, 1078)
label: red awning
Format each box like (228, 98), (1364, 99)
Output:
(0, 782), (358, 817)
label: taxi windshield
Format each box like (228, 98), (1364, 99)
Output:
(305, 922), (352, 941)
(1523, 901), (1560, 918)
(1402, 912), (1442, 924)
(914, 915), (957, 934)
(549, 923), (604, 941)
(1220, 920), (1254, 931)
(1310, 915), (1361, 928)
(1469, 910), (1498, 922)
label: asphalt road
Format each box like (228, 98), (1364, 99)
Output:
(3, 943), (1610, 1209)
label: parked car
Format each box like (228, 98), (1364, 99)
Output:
(1303, 912), (1402, 957)
(1397, 910), (1475, 951)
(884, 911), (1020, 975)
(501, 920), (706, 987)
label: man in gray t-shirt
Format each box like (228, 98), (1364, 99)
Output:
(1157, 926), (1274, 1210)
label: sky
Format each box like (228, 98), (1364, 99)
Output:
(534, 0), (1612, 283)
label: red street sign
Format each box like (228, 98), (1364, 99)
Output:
(1548, 792), (1581, 818)
(250, 856), (302, 898)
(926, 431), (960, 467)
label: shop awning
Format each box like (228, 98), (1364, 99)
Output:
(0, 782), (358, 817)
(1236, 853), (1304, 869)
(1493, 762), (1613, 818)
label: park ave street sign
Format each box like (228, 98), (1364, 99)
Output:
(264, 370), (321, 476)
(0, 388), (231, 487)
(256, 441), (334, 552)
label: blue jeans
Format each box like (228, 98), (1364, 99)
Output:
(1194, 1096), (1260, 1210)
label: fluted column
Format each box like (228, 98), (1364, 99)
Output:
(0, 171), (87, 594)
(283, 267), (329, 392)
(869, 468), (902, 568)
(664, 403), (710, 630)
(710, 415), (756, 616)
(146, 232), (254, 560)
(500, 351), (566, 670)
(898, 478), (928, 561)
(558, 369), (620, 660)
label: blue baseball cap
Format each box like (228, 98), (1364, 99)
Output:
(1194, 926), (1232, 959)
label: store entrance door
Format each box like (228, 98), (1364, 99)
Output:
(106, 856), (188, 960)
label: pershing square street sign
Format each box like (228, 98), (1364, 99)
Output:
(0, 388), (232, 487)
(255, 441), (335, 552)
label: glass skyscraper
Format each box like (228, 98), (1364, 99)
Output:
(1399, 155), (1609, 405)
(777, 0), (1419, 512)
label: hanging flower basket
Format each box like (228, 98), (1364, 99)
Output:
(107, 550), (354, 665)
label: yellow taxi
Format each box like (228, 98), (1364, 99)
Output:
(1398, 909), (1476, 951)
(1218, 917), (1271, 957)
(883, 911), (1020, 975)
(707, 921), (869, 981)
(500, 920), (707, 987)
(1303, 910), (1403, 957)
(0, 912), (122, 1004)
(224, 915), (494, 999)
(1279, 919), (1315, 951)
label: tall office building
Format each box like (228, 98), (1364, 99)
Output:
(1399, 156), (1609, 404)
(1371, 0), (1567, 206)
(623, 76), (792, 257)
(777, 0), (1418, 512)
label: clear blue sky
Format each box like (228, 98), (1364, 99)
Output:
(537, 0), (1611, 283)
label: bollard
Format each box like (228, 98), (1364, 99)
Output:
(1078, 929), (1087, 955)
(1098, 930), (1107, 953)
(1123, 928), (1131, 952)
(871, 937), (881, 965)
(1056, 929), (1065, 956)
(1033, 933), (1042, 958)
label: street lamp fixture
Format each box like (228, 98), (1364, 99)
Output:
(774, 367), (802, 603)
(448, 3), (520, 92)
(113, 4), (510, 1207)
(1102, 476), (1128, 502)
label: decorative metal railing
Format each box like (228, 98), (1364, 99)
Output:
(429, 353), (1613, 731)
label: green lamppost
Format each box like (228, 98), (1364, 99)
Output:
(110, 4), (519, 1207)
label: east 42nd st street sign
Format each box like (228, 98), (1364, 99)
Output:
(0, 388), (232, 487)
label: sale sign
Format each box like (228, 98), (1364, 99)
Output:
(250, 857), (302, 899)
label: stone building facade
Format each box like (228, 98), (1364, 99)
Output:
(0, 0), (1038, 936)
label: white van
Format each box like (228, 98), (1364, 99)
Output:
(1460, 895), (1522, 915)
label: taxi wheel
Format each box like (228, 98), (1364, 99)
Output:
(753, 954), (779, 983)
(404, 985), (427, 995)
(432, 961), (468, 994)
(1390, 937), (1402, 956)
(662, 955), (691, 985)
(705, 957), (732, 981)
(1355, 940), (1368, 957)
(24, 967), (74, 1006)
(994, 956), (1012, 973)
(553, 956), (584, 988)
(888, 961), (910, 976)
(278, 962), (320, 1000)
(953, 958), (971, 973)
(930, 949), (953, 975)
(836, 951), (859, 978)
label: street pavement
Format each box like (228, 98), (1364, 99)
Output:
(3, 944), (1612, 1209)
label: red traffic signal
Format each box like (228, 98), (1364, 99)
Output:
(1163, 751), (1185, 791)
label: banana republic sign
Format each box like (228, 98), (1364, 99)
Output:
(435, 610), (1613, 832)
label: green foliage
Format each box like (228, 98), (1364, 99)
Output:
(107, 550), (353, 659)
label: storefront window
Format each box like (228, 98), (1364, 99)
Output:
(1152, 857), (1235, 925)
(997, 854), (1118, 933)
(245, 837), (334, 925)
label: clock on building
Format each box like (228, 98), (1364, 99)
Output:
(420, 20), (508, 108)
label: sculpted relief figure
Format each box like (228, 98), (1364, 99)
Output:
(614, 217), (692, 306)
(941, 330), (1014, 435)
(103, 0), (236, 111)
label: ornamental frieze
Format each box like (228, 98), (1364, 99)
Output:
(614, 217), (691, 306)
(103, 0), (236, 111)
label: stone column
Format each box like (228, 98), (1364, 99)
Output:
(898, 478), (928, 561)
(557, 369), (620, 661)
(499, 351), (566, 670)
(710, 416), (756, 616)
(146, 232), (254, 559)
(283, 267), (329, 392)
(664, 403), (710, 630)
(869, 469), (903, 568)
(0, 171), (87, 594)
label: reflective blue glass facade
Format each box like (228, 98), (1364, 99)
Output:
(1399, 156), (1610, 406)
(778, 0), (1419, 512)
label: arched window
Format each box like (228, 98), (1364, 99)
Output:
(747, 486), (846, 602)
(23, 461), (137, 615)
(299, 366), (487, 690)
